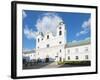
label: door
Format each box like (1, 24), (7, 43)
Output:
(45, 55), (49, 62)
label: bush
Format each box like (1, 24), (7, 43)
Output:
(57, 61), (91, 65)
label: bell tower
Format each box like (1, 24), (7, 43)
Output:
(57, 22), (67, 44)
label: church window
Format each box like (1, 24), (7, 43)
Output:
(47, 44), (49, 48)
(59, 27), (61, 29)
(59, 31), (62, 35)
(47, 35), (49, 39)
(59, 41), (62, 44)
(60, 49), (61, 53)
(68, 56), (70, 60)
(38, 38), (39, 42)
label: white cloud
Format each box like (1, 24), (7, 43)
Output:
(24, 25), (36, 39)
(35, 13), (63, 36)
(76, 18), (91, 37)
(72, 40), (77, 43)
(24, 13), (63, 40)
(80, 30), (87, 34)
(82, 18), (91, 29)
(23, 11), (27, 18)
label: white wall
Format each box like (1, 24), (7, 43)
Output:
(0, 0), (99, 80)
(23, 52), (35, 60)
(36, 24), (66, 60)
(66, 44), (91, 61)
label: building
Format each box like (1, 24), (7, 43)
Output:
(66, 42), (91, 61)
(23, 49), (36, 62)
(35, 21), (91, 62)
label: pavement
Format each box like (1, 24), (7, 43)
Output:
(41, 62), (62, 68)
(23, 62), (62, 69)
(23, 61), (91, 69)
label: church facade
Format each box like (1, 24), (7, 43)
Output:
(35, 22), (66, 62)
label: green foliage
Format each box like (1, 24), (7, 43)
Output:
(57, 61), (90, 65)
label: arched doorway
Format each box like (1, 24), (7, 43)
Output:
(45, 55), (49, 62)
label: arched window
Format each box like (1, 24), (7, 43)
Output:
(59, 27), (61, 29)
(60, 49), (61, 53)
(47, 44), (49, 48)
(59, 31), (62, 35)
(68, 56), (70, 60)
(59, 41), (62, 44)
(38, 38), (39, 42)
(47, 35), (49, 39)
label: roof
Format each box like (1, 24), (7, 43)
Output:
(67, 39), (91, 48)
(23, 49), (36, 54)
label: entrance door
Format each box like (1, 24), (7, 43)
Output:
(45, 55), (49, 62)
(45, 58), (49, 62)
(59, 57), (62, 62)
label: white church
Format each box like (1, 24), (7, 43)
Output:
(23, 22), (91, 63)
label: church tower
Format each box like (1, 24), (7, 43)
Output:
(57, 22), (67, 45)
(56, 22), (67, 62)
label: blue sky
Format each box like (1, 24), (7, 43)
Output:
(22, 10), (91, 50)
